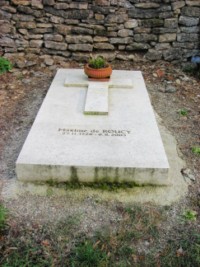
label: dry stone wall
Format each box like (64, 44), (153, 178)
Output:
(0, 0), (199, 66)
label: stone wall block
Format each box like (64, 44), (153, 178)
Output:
(179, 16), (199, 26)
(171, 1), (185, 10)
(145, 49), (163, 60)
(134, 33), (157, 42)
(159, 33), (177, 42)
(45, 41), (67, 50)
(43, 0), (54, 5)
(44, 34), (63, 42)
(177, 33), (199, 42)
(163, 48), (182, 60)
(118, 29), (131, 37)
(71, 27), (93, 35)
(66, 35), (93, 44)
(94, 43), (115, 50)
(164, 18), (178, 28)
(68, 44), (93, 52)
(11, 0), (30, 6)
(182, 6), (200, 17)
(0, 0), (199, 62)
(31, 0), (43, 9)
(126, 43), (151, 50)
(186, 1), (200, 6)
(30, 39), (43, 47)
(124, 19), (138, 28)
(0, 37), (15, 47)
(110, 37), (132, 44)
(141, 19), (164, 27)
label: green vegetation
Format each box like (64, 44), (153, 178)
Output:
(182, 210), (197, 221)
(178, 108), (188, 116)
(45, 180), (143, 191)
(70, 241), (108, 267)
(1, 203), (200, 267)
(0, 204), (7, 232)
(89, 56), (108, 69)
(0, 57), (12, 75)
(192, 146), (200, 155)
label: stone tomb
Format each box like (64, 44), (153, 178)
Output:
(16, 69), (169, 185)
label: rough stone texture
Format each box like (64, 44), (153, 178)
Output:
(0, 0), (199, 62)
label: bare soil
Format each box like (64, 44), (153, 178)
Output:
(0, 60), (200, 266)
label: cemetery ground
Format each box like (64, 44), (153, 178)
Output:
(0, 59), (200, 266)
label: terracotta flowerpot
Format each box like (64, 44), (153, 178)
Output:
(84, 64), (112, 79)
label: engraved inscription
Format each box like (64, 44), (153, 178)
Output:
(58, 128), (131, 137)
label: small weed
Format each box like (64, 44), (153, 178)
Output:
(0, 204), (7, 231)
(0, 57), (12, 75)
(178, 108), (188, 116)
(182, 210), (197, 221)
(70, 241), (108, 267)
(192, 146), (200, 155)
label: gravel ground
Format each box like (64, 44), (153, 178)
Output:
(0, 60), (199, 257)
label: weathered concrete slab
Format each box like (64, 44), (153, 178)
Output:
(16, 69), (169, 185)
(84, 82), (109, 115)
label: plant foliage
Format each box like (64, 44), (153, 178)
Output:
(89, 56), (108, 69)
(0, 57), (12, 75)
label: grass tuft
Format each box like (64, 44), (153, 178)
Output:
(0, 57), (12, 75)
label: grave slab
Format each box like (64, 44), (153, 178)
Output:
(16, 69), (169, 185)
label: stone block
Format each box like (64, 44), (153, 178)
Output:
(186, 0), (200, 6)
(172, 1), (185, 10)
(44, 34), (63, 42)
(135, 3), (160, 9)
(55, 25), (71, 35)
(66, 35), (93, 44)
(45, 41), (67, 50)
(93, 36), (108, 42)
(68, 44), (93, 52)
(141, 19), (164, 27)
(31, 0), (43, 9)
(95, 0), (110, 6)
(43, 0), (55, 5)
(180, 26), (200, 33)
(110, 37), (132, 44)
(145, 49), (163, 60)
(163, 48), (182, 61)
(177, 33), (199, 42)
(30, 40), (43, 48)
(16, 21), (36, 29)
(182, 6), (200, 17)
(11, 0), (30, 5)
(159, 33), (176, 42)
(118, 29), (130, 37)
(94, 43), (114, 50)
(134, 34), (157, 42)
(179, 16), (199, 26)
(71, 27), (93, 35)
(126, 43), (150, 50)
(164, 18), (178, 28)
(2, 5), (17, 13)
(128, 8), (158, 19)
(0, 37), (15, 47)
(55, 3), (69, 10)
(124, 19), (138, 29)
(69, 2), (88, 9)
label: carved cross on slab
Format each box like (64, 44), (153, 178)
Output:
(64, 77), (133, 115)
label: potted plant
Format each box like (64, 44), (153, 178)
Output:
(84, 56), (112, 79)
